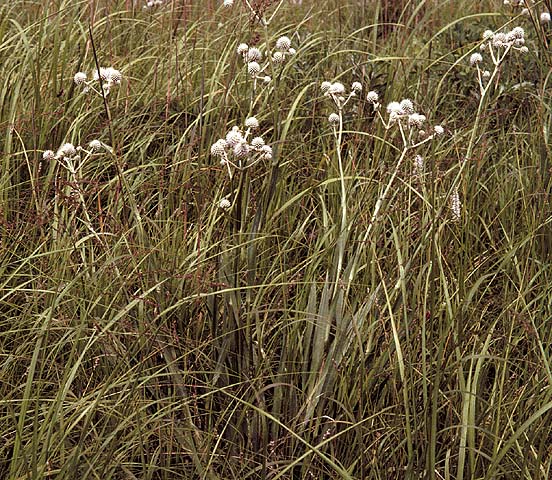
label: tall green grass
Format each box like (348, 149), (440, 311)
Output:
(1, 0), (551, 478)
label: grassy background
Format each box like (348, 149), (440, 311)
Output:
(1, 0), (551, 478)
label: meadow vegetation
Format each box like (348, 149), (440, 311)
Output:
(1, 0), (551, 478)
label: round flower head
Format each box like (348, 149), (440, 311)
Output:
(57, 143), (76, 158)
(211, 139), (227, 157)
(510, 26), (524, 39)
(328, 113), (340, 125)
(42, 150), (55, 161)
(233, 141), (250, 158)
(261, 145), (273, 160)
(519, 46), (529, 54)
(251, 137), (265, 148)
(482, 70), (491, 78)
(245, 117), (259, 130)
(89, 139), (103, 151)
(329, 82), (345, 95)
(408, 113), (426, 128)
(541, 12), (551, 23)
(386, 101), (403, 115)
(246, 47), (262, 62)
(219, 198), (231, 209)
(248, 61), (260, 77)
(321, 81), (332, 93)
(74, 72), (87, 85)
(263, 75), (271, 83)
(272, 51), (285, 63)
(400, 99), (414, 114)
(276, 36), (291, 51)
(492, 32), (507, 48)
(288, 48), (296, 55)
(351, 82), (362, 93)
(483, 30), (494, 40)
(469, 53), (483, 66)
(226, 129), (243, 147)
(105, 67), (122, 84)
(237, 43), (249, 55)
(433, 125), (444, 135)
(223, 0), (234, 6)
(366, 91), (379, 104)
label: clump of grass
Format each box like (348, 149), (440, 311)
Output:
(1, 1), (551, 479)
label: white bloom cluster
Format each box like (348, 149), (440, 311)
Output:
(43, 139), (108, 165)
(503, 1), (550, 24)
(475, 27), (528, 64)
(237, 36), (296, 83)
(74, 67), (122, 96)
(321, 80), (364, 112)
(210, 118), (272, 175)
(143, 0), (166, 8)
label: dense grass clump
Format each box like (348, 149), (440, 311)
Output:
(1, 0), (551, 478)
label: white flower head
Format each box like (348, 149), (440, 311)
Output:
(328, 113), (340, 125)
(237, 43), (249, 55)
(321, 81), (332, 93)
(226, 128), (243, 147)
(328, 82), (345, 95)
(433, 125), (444, 135)
(248, 61), (261, 77)
(246, 47), (262, 62)
(408, 113), (426, 128)
(351, 82), (362, 94)
(223, 0), (234, 7)
(386, 101), (403, 115)
(74, 72), (87, 85)
(366, 91), (379, 104)
(272, 51), (285, 63)
(251, 137), (265, 148)
(541, 12), (551, 23)
(219, 198), (231, 209)
(57, 143), (76, 158)
(42, 150), (55, 161)
(211, 139), (227, 157)
(400, 99), (414, 114)
(245, 117), (259, 130)
(470, 53), (483, 66)
(261, 145), (273, 160)
(276, 36), (291, 51)
(89, 139), (103, 151)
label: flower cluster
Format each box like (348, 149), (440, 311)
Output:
(237, 36), (296, 84)
(503, 1), (551, 23)
(321, 81), (363, 118)
(473, 27), (528, 68)
(143, 0), (166, 8)
(74, 67), (122, 96)
(43, 140), (110, 172)
(210, 117), (273, 177)
(381, 98), (444, 137)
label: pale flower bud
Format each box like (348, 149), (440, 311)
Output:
(328, 113), (340, 125)
(470, 53), (483, 66)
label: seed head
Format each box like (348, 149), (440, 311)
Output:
(408, 113), (426, 128)
(482, 30), (494, 40)
(351, 82), (362, 93)
(261, 145), (273, 160)
(226, 129), (243, 147)
(57, 143), (76, 158)
(233, 141), (250, 158)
